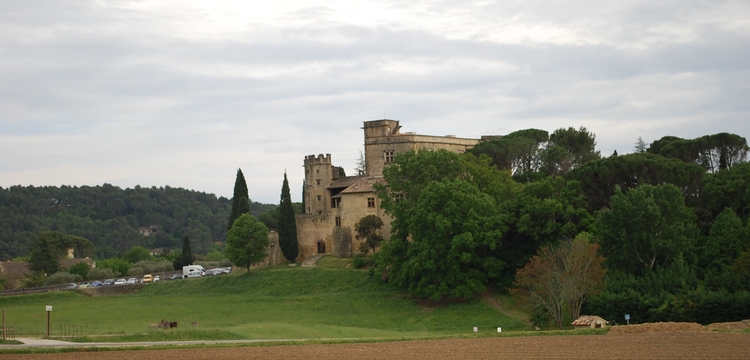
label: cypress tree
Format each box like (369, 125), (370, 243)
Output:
(173, 234), (195, 269)
(227, 168), (251, 231)
(301, 179), (306, 214)
(278, 172), (299, 262)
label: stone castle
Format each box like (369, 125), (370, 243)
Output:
(295, 119), (498, 259)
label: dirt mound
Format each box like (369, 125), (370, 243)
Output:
(608, 322), (706, 334)
(707, 320), (750, 331)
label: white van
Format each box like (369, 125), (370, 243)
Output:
(182, 265), (205, 278)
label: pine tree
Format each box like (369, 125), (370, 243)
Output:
(227, 168), (251, 231)
(278, 172), (299, 262)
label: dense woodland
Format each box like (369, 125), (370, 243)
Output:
(0, 184), (275, 260)
(373, 128), (750, 326)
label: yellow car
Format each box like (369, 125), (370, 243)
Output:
(142, 274), (153, 283)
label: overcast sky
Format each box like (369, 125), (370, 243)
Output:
(1, 1), (748, 204)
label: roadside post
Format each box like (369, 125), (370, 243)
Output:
(46, 306), (52, 338)
(625, 313), (630, 325)
(2, 308), (5, 340)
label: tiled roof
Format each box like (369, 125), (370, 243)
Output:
(341, 177), (385, 194)
(327, 176), (363, 189)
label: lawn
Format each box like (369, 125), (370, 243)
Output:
(0, 260), (529, 341)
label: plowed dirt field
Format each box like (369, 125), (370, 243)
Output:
(4, 332), (749, 360)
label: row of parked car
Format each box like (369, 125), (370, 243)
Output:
(65, 267), (232, 289)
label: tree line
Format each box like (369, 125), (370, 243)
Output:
(0, 183), (275, 260)
(372, 128), (750, 326)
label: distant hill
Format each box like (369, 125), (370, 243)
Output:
(0, 184), (276, 260)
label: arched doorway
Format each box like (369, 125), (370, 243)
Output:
(317, 241), (326, 254)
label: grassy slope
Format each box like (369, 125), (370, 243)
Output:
(0, 259), (529, 340)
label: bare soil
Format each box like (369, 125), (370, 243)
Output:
(608, 321), (706, 334)
(4, 332), (750, 359)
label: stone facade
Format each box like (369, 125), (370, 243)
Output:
(295, 119), (490, 260)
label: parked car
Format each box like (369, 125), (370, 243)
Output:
(127, 278), (137, 285)
(153, 275), (160, 282)
(205, 269), (223, 276)
(168, 273), (183, 280)
(66, 283), (78, 289)
(103, 278), (115, 286)
(90, 281), (103, 287)
(114, 278), (127, 285)
(142, 274), (153, 283)
(78, 282), (90, 289)
(219, 267), (232, 274)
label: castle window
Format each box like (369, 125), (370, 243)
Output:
(331, 198), (341, 208)
(335, 217), (341, 227)
(367, 197), (376, 208)
(317, 195), (321, 201)
(384, 150), (395, 164)
(316, 169), (319, 174)
(316, 179), (321, 185)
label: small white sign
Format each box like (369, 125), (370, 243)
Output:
(473, 327), (478, 333)
(46, 306), (52, 312)
(497, 327), (502, 333)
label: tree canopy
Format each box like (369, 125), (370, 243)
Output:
(225, 213), (269, 272)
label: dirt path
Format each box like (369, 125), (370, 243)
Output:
(3, 332), (748, 359)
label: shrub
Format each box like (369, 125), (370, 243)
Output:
(88, 267), (116, 281)
(194, 259), (232, 269)
(127, 260), (174, 276)
(23, 271), (47, 287)
(352, 254), (374, 269)
(45, 271), (82, 286)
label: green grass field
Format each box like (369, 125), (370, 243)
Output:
(0, 258), (530, 341)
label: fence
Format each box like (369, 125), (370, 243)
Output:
(2, 327), (15, 341)
(60, 324), (84, 339)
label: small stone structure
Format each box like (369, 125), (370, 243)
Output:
(572, 315), (608, 330)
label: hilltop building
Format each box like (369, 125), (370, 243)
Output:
(295, 119), (495, 259)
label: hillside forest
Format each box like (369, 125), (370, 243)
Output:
(0, 184), (276, 260)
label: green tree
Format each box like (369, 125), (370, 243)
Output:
(123, 246), (153, 263)
(227, 168), (251, 232)
(375, 150), (519, 297)
(567, 153), (705, 212)
(278, 172), (299, 262)
(301, 179), (306, 214)
(355, 150), (366, 175)
(395, 178), (509, 300)
(28, 231), (68, 275)
(355, 215), (384, 254)
(635, 136), (647, 153)
(595, 184), (698, 276)
(225, 213), (269, 272)
(97, 258), (131, 276)
(173, 235), (195, 270)
(701, 208), (744, 273)
(544, 126), (601, 176)
(67, 261), (90, 280)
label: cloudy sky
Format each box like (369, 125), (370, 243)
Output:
(1, 0), (748, 203)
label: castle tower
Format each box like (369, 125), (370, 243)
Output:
(363, 119), (401, 176)
(303, 154), (335, 215)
